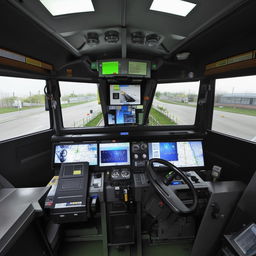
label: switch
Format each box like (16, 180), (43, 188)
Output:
(142, 153), (147, 159)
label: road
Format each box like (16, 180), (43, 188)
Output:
(154, 99), (256, 141)
(0, 100), (255, 141)
(62, 101), (102, 127)
(0, 101), (101, 141)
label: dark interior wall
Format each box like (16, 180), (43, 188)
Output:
(0, 130), (53, 187)
(204, 131), (256, 183)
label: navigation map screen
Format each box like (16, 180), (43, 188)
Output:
(148, 141), (204, 167)
(110, 84), (141, 105)
(99, 142), (130, 166)
(54, 144), (98, 166)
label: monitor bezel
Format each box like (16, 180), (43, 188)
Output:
(99, 142), (131, 167)
(52, 142), (98, 167)
(147, 139), (205, 170)
(109, 84), (142, 106)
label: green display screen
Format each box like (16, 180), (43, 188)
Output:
(102, 61), (119, 75)
(128, 61), (147, 76)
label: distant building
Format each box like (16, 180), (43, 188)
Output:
(218, 93), (256, 106)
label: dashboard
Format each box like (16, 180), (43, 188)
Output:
(53, 140), (205, 170)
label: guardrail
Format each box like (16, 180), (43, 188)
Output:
(152, 103), (178, 124)
(73, 110), (101, 127)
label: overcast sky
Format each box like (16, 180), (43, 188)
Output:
(0, 75), (255, 98)
(157, 76), (256, 94)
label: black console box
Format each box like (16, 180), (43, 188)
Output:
(45, 162), (89, 223)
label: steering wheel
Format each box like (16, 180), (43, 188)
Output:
(147, 158), (198, 214)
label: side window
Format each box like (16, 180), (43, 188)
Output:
(59, 82), (104, 127)
(0, 76), (49, 141)
(212, 76), (256, 141)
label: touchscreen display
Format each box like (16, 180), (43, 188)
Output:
(110, 84), (141, 105)
(99, 142), (130, 166)
(116, 106), (136, 124)
(148, 141), (204, 167)
(54, 144), (98, 165)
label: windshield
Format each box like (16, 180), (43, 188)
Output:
(59, 81), (104, 128)
(149, 82), (200, 126)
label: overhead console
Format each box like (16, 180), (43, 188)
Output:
(94, 59), (151, 78)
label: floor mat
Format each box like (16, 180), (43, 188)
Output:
(59, 240), (192, 256)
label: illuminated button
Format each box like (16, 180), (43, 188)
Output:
(142, 153), (147, 159)
(171, 181), (183, 185)
(134, 154), (139, 159)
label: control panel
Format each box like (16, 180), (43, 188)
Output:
(169, 171), (208, 190)
(131, 142), (148, 168)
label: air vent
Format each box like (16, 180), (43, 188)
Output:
(86, 32), (99, 46)
(105, 31), (119, 43)
(131, 32), (145, 45)
(145, 34), (161, 47)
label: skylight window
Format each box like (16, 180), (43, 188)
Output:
(40, 0), (94, 16)
(150, 0), (196, 17)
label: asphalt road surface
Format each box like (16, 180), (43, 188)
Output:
(0, 100), (255, 141)
(154, 99), (256, 141)
(0, 101), (101, 141)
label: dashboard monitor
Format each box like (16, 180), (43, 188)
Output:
(110, 84), (141, 105)
(102, 61), (119, 75)
(116, 106), (136, 124)
(99, 142), (130, 166)
(148, 141), (204, 167)
(54, 144), (98, 166)
(128, 61), (147, 76)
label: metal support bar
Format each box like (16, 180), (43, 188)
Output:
(101, 202), (109, 256)
(121, 28), (127, 59)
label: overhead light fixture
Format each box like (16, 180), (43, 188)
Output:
(146, 34), (161, 47)
(40, 0), (94, 16)
(86, 32), (99, 46)
(150, 0), (196, 17)
(131, 32), (145, 45)
(171, 34), (186, 40)
(176, 52), (191, 60)
(105, 31), (119, 43)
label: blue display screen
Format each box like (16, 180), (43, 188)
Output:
(159, 142), (178, 161)
(116, 106), (136, 124)
(148, 141), (204, 167)
(54, 144), (98, 165)
(99, 142), (130, 166)
(101, 150), (127, 163)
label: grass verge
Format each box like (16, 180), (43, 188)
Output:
(84, 113), (103, 127)
(61, 101), (89, 108)
(149, 107), (176, 125)
(157, 98), (256, 116)
(214, 106), (256, 116)
(156, 98), (196, 108)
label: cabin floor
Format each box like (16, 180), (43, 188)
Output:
(58, 240), (193, 256)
